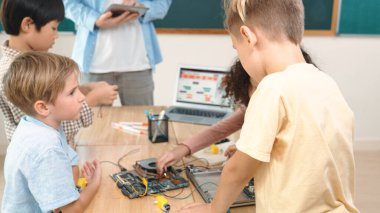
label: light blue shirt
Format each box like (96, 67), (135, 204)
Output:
(63, 0), (172, 72)
(1, 116), (80, 213)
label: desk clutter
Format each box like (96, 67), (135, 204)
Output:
(111, 158), (189, 199)
(111, 109), (169, 143)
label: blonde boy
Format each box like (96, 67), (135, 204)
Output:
(2, 52), (101, 212)
(179, 0), (358, 212)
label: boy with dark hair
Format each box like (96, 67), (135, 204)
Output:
(179, 0), (358, 212)
(2, 51), (101, 212)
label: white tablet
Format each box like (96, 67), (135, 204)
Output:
(106, 4), (148, 17)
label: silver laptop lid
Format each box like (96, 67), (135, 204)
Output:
(173, 66), (231, 110)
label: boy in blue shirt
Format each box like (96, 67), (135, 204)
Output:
(2, 52), (102, 212)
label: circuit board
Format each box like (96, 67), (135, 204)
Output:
(111, 158), (189, 199)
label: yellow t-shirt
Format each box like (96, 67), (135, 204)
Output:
(236, 63), (358, 212)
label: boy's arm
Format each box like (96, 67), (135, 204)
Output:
(72, 166), (79, 185)
(63, 0), (101, 32)
(211, 151), (260, 212)
(180, 151), (260, 213)
(60, 180), (99, 212)
(61, 160), (102, 212)
(139, 0), (172, 23)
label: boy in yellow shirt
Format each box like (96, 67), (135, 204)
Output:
(179, 0), (358, 212)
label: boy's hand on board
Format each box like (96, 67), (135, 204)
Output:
(95, 11), (138, 29)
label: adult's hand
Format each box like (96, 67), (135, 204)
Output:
(95, 11), (138, 29)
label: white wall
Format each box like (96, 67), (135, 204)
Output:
(155, 34), (380, 143)
(0, 33), (379, 152)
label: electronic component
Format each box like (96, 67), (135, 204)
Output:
(155, 195), (170, 212)
(186, 165), (255, 207)
(111, 158), (189, 199)
(76, 178), (87, 192)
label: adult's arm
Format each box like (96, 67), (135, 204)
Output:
(63, 0), (101, 32)
(140, 0), (172, 23)
(156, 107), (245, 174)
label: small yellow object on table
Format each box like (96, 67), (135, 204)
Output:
(76, 177), (87, 192)
(210, 144), (220, 155)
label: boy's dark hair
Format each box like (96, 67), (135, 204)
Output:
(224, 47), (317, 107)
(1, 0), (64, 35)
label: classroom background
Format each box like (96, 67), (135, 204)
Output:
(0, 0), (379, 212)
(1, 33), (379, 153)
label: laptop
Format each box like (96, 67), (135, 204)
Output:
(165, 66), (233, 125)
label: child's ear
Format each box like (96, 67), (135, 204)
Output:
(34, 100), (50, 117)
(20, 17), (34, 33)
(240, 26), (257, 49)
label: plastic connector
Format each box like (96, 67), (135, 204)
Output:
(155, 195), (170, 212)
(210, 144), (219, 154)
(76, 178), (87, 192)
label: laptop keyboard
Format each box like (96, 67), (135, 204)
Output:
(169, 108), (226, 118)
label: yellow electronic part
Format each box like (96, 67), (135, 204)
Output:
(77, 178), (87, 189)
(155, 195), (170, 212)
(210, 144), (219, 155)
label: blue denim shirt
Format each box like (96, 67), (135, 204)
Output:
(1, 116), (79, 213)
(63, 0), (172, 72)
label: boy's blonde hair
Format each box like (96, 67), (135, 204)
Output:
(224, 0), (304, 44)
(3, 52), (79, 115)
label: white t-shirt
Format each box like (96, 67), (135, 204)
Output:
(236, 63), (358, 212)
(90, 0), (150, 73)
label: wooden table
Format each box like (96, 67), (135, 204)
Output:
(75, 106), (255, 213)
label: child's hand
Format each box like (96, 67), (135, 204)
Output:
(81, 160), (102, 187)
(224, 144), (237, 159)
(86, 82), (118, 106)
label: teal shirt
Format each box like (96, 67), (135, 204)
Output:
(63, 0), (172, 72)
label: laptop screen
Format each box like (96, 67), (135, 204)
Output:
(176, 67), (230, 107)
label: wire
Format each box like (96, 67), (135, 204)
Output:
(100, 148), (140, 171)
(141, 177), (148, 196)
(117, 148), (140, 171)
(100, 160), (120, 168)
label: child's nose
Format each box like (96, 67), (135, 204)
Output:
(78, 90), (85, 103)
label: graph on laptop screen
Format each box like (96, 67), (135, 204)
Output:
(176, 68), (230, 107)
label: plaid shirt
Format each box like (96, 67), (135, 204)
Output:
(0, 41), (93, 145)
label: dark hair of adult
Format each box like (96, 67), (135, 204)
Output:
(224, 47), (317, 107)
(0, 0), (64, 35)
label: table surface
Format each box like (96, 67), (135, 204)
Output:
(75, 106), (255, 213)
